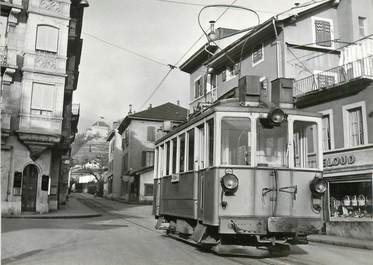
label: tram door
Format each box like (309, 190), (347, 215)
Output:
(21, 165), (38, 212)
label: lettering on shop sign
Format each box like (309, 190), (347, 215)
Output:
(323, 155), (356, 167)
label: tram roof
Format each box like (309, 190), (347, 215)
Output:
(155, 99), (322, 144)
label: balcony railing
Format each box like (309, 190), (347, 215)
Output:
(294, 55), (373, 97)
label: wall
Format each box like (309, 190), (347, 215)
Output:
(139, 170), (154, 203)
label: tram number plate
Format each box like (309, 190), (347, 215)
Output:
(267, 217), (297, 233)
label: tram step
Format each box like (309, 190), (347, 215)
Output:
(155, 218), (169, 230)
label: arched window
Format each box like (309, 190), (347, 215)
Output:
(36, 25), (59, 53)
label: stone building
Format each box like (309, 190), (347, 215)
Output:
(1, 0), (88, 215)
(106, 102), (188, 203)
(179, 0), (373, 239)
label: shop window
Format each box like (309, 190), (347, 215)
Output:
(147, 126), (155, 142)
(41, 175), (49, 191)
(144, 184), (154, 196)
(343, 101), (367, 147)
(179, 134), (185, 173)
(313, 18), (332, 47)
(257, 119), (287, 167)
(36, 25), (59, 53)
(252, 44), (264, 66)
(329, 179), (372, 221)
(221, 117), (251, 166)
(31, 83), (54, 116)
(187, 129), (195, 171)
(13, 171), (22, 196)
(293, 121), (318, 168)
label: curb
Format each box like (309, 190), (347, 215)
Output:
(308, 235), (373, 250)
(2, 213), (102, 219)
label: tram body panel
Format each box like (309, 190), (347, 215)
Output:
(159, 172), (198, 219)
(200, 168), (220, 225)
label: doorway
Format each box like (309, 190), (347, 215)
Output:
(21, 164), (38, 212)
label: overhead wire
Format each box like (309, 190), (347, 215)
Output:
(82, 31), (176, 68)
(139, 0), (239, 109)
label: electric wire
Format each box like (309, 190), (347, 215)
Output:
(82, 31), (175, 68)
(139, 0), (239, 109)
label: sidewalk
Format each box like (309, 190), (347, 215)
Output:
(2, 193), (101, 219)
(308, 234), (373, 250)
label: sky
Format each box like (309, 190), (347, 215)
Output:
(75, 0), (303, 132)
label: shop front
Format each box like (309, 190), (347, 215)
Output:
(323, 145), (373, 240)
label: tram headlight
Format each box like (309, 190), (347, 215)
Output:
(221, 173), (239, 195)
(268, 108), (286, 126)
(310, 177), (327, 195)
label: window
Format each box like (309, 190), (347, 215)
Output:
(13, 172), (22, 196)
(207, 119), (214, 167)
(171, 138), (177, 174)
(123, 130), (129, 147)
(142, 151), (155, 167)
(122, 153), (128, 174)
(343, 101), (367, 147)
(179, 134), (185, 172)
(31, 83), (54, 115)
(358, 16), (367, 37)
(194, 75), (205, 99)
(166, 141), (170, 175)
(210, 73), (217, 90)
(36, 25), (59, 53)
(144, 184), (154, 196)
(147, 126), (155, 141)
(222, 69), (227, 82)
(221, 117), (251, 165)
(313, 18), (332, 47)
(197, 124), (205, 168)
(322, 114), (331, 151)
(252, 44), (264, 66)
(187, 129), (195, 171)
(293, 121), (318, 168)
(257, 119), (288, 167)
(222, 65), (237, 82)
(329, 178), (372, 221)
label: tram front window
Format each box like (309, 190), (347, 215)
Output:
(293, 121), (319, 168)
(257, 120), (288, 167)
(221, 117), (251, 165)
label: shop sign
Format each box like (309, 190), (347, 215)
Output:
(323, 155), (355, 168)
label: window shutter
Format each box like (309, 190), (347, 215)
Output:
(315, 20), (331, 47)
(31, 83), (54, 111)
(202, 74), (207, 96)
(141, 151), (146, 167)
(147, 126), (155, 141)
(253, 44), (263, 64)
(36, 25), (59, 53)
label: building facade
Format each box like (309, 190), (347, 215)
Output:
(1, 0), (88, 215)
(105, 103), (187, 203)
(179, 0), (373, 239)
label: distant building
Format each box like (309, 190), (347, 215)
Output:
(105, 102), (188, 203)
(179, 0), (373, 239)
(86, 117), (110, 139)
(1, 0), (88, 215)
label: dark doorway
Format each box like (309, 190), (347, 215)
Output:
(22, 164), (38, 212)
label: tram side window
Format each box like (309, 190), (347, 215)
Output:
(293, 121), (319, 168)
(257, 119), (288, 167)
(166, 142), (170, 175)
(221, 117), (251, 165)
(197, 124), (205, 169)
(207, 119), (214, 167)
(172, 138), (177, 174)
(179, 134), (185, 172)
(187, 129), (195, 171)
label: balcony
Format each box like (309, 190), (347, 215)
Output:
(28, 0), (70, 18)
(71, 103), (80, 134)
(294, 56), (373, 97)
(23, 51), (66, 75)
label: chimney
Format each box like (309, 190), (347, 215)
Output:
(148, 104), (152, 110)
(128, 104), (133, 114)
(270, 78), (294, 108)
(238, 75), (261, 106)
(176, 100), (180, 106)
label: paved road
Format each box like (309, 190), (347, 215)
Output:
(2, 193), (373, 265)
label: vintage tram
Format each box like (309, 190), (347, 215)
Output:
(153, 78), (326, 256)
